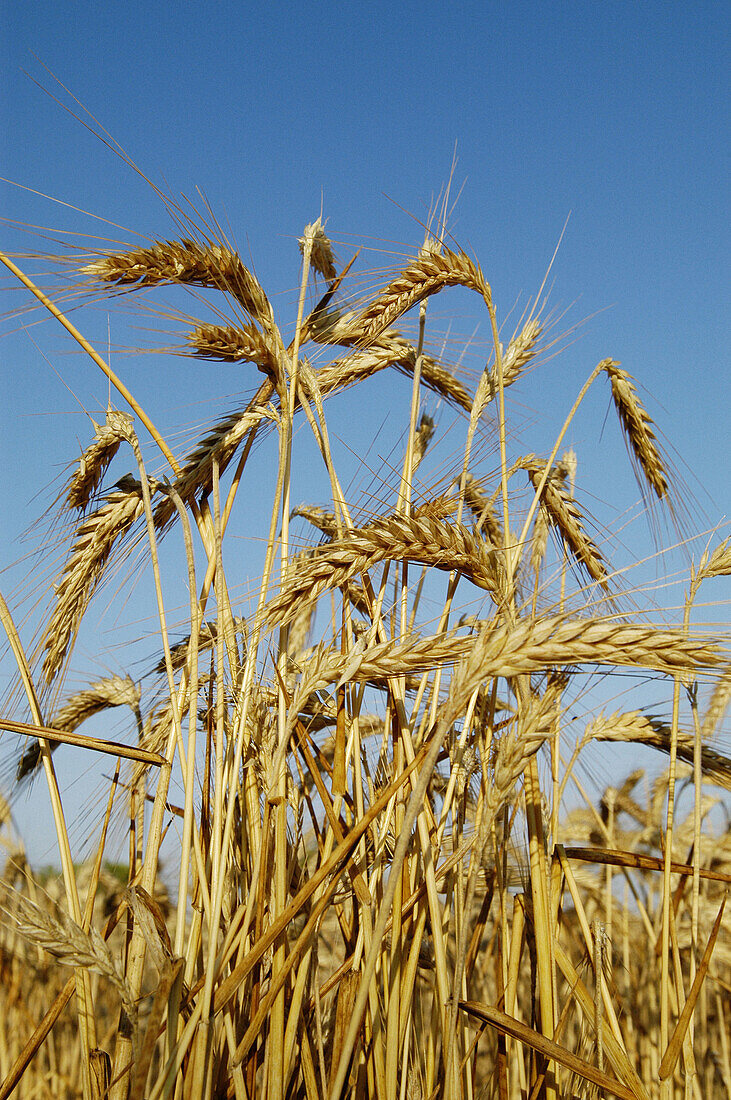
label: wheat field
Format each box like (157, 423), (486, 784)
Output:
(0, 205), (729, 1100)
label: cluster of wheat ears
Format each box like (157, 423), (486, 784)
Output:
(0, 204), (729, 1100)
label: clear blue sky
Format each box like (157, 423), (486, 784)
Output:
(1, 2), (728, 864)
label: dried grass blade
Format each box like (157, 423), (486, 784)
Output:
(659, 893), (727, 1080)
(458, 1000), (637, 1100)
(1, 716), (165, 768)
(206, 737), (432, 1015)
(553, 940), (650, 1100)
(131, 956), (184, 1100)
(563, 846), (731, 885)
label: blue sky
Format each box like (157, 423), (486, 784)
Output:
(1, 2), (728, 864)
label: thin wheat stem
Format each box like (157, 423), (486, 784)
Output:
(166, 483), (202, 960)
(108, 426), (183, 1100)
(0, 251), (179, 477)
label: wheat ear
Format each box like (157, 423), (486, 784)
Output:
(6, 893), (134, 1015)
(186, 322), (279, 375)
(460, 473), (504, 547)
(702, 663), (731, 740)
(316, 332), (474, 413)
(299, 219), (336, 280)
(81, 238), (274, 326)
(603, 362), (669, 501)
(287, 616), (724, 715)
(65, 409), (135, 512)
(523, 454), (608, 585)
(42, 482), (150, 683)
(488, 318), (543, 398)
(152, 383), (275, 530)
(584, 710), (731, 791)
(353, 243), (491, 340)
(264, 501), (499, 630)
(698, 537), (731, 582)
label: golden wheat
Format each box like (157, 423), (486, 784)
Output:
(583, 709), (731, 790)
(604, 361), (669, 501)
(81, 238), (274, 326)
(523, 453), (608, 585)
(264, 502), (499, 630)
(65, 409), (135, 512)
(42, 484), (149, 683)
(352, 244), (491, 340)
(2, 206), (728, 1100)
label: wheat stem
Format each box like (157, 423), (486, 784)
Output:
(0, 251), (179, 477)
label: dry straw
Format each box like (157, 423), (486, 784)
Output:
(16, 674), (140, 780)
